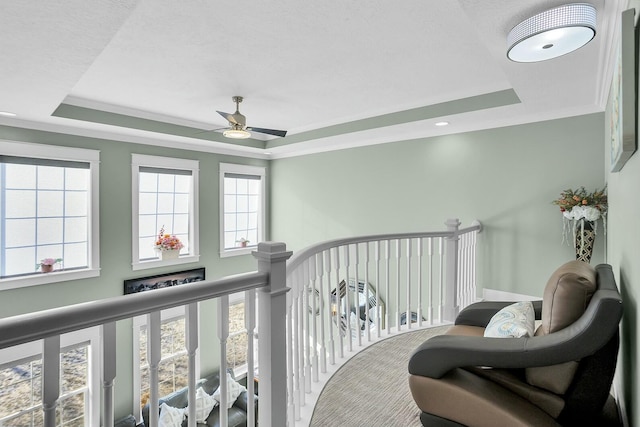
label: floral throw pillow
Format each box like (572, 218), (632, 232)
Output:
(212, 373), (247, 409)
(484, 301), (535, 338)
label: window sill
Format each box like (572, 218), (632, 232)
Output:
(132, 254), (200, 271)
(220, 247), (256, 258)
(0, 268), (101, 291)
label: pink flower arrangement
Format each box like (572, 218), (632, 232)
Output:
(40, 257), (62, 266)
(154, 226), (184, 251)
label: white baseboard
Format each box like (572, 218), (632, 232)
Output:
(482, 288), (541, 302)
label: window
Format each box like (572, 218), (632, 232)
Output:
(0, 140), (100, 290)
(0, 328), (101, 427)
(132, 307), (198, 420)
(219, 163), (265, 257)
(132, 155), (199, 270)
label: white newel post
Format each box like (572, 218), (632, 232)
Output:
(253, 242), (292, 427)
(443, 218), (461, 323)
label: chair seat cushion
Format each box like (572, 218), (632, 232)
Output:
(409, 369), (561, 427)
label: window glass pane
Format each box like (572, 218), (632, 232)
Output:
(64, 217), (87, 242)
(139, 173), (157, 192)
(36, 244), (63, 266)
(246, 229), (258, 245)
(37, 218), (64, 245)
(139, 193), (157, 215)
(65, 169), (88, 191)
(157, 193), (175, 214)
(247, 195), (259, 212)
(237, 195), (249, 213)
(5, 218), (36, 247)
(5, 164), (36, 188)
(62, 243), (87, 268)
(37, 191), (64, 217)
(174, 194), (189, 213)
(236, 179), (248, 195)
(157, 175), (175, 192)
(5, 247), (36, 275)
(5, 189), (36, 218)
(225, 232), (236, 249)
(237, 213), (249, 230)
(172, 214), (189, 235)
(247, 179), (260, 194)
(224, 177), (236, 194)
(248, 212), (258, 228)
(65, 192), (87, 217)
(224, 195), (236, 213)
(139, 217), (157, 238)
(174, 175), (191, 193)
(37, 166), (64, 190)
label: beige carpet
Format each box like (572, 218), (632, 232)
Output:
(309, 326), (449, 427)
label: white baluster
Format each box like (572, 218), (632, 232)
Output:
(417, 238), (423, 328)
(101, 322), (116, 427)
(353, 243), (361, 347)
(186, 303), (198, 427)
(317, 252), (327, 373)
(309, 257), (319, 382)
(42, 335), (60, 427)
(325, 249), (335, 365)
(406, 238), (412, 329)
(344, 245), (353, 351)
(148, 311), (161, 427)
(384, 240), (391, 334)
(245, 291), (256, 427)
(428, 238), (434, 324)
(218, 296), (229, 426)
(374, 241), (382, 338)
(334, 246), (344, 359)
(363, 242), (371, 342)
(303, 259), (312, 389)
(438, 237), (445, 323)
(395, 239), (401, 331)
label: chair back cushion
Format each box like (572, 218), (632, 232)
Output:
(525, 260), (596, 394)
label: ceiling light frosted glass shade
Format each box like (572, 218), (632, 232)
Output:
(507, 3), (596, 62)
(223, 129), (251, 139)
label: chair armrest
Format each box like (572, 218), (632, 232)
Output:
(455, 300), (543, 327)
(409, 294), (621, 378)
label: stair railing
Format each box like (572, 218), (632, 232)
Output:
(285, 219), (482, 425)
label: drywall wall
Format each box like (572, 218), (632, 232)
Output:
(270, 114), (606, 298)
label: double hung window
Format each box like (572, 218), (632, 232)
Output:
(132, 155), (199, 269)
(0, 140), (99, 289)
(219, 163), (265, 257)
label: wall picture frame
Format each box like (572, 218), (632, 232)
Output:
(124, 267), (205, 295)
(610, 8), (637, 172)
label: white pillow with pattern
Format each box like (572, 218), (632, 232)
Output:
(484, 301), (535, 338)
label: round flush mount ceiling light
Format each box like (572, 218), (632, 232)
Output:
(223, 128), (251, 139)
(507, 3), (596, 63)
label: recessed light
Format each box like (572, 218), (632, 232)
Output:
(0, 111), (17, 117)
(435, 121), (449, 127)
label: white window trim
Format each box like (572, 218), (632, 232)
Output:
(0, 140), (100, 290)
(131, 154), (200, 270)
(0, 326), (101, 427)
(131, 305), (200, 422)
(219, 163), (266, 258)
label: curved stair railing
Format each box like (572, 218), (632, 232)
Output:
(285, 219), (482, 426)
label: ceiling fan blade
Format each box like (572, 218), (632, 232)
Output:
(247, 127), (287, 137)
(217, 110), (239, 125)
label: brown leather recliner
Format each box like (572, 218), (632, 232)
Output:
(408, 261), (622, 427)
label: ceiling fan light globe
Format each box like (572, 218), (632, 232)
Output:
(223, 129), (251, 139)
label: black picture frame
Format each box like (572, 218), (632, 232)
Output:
(124, 267), (205, 295)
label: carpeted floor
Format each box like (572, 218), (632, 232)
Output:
(309, 326), (450, 427)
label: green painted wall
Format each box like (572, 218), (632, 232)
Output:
(0, 125), (267, 418)
(271, 114), (606, 297)
(605, 37), (639, 427)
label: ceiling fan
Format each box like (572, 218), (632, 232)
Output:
(216, 96), (287, 139)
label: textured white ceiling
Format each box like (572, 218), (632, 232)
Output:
(0, 0), (627, 158)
